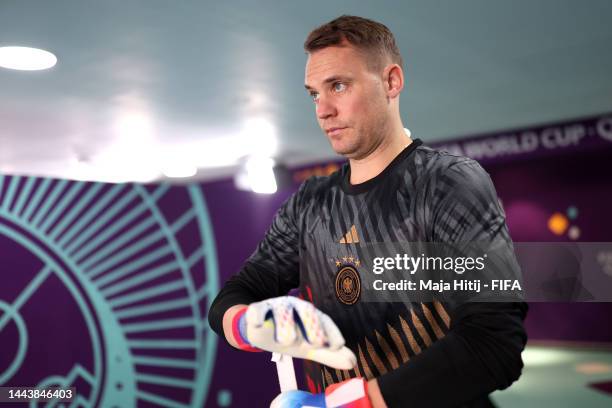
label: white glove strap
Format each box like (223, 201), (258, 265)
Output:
(272, 352), (298, 392)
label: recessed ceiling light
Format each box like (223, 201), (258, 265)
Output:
(0, 46), (57, 71)
(162, 164), (198, 179)
(245, 156), (277, 194)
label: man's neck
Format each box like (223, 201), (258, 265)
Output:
(349, 126), (412, 185)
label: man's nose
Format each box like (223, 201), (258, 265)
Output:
(316, 96), (336, 120)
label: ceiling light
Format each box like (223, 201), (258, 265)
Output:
(162, 164), (198, 178)
(243, 117), (278, 157)
(0, 46), (57, 71)
(238, 156), (277, 194)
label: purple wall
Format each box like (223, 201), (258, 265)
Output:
(485, 146), (612, 344)
(202, 181), (296, 406)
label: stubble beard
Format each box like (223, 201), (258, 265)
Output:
(341, 115), (389, 160)
(330, 129), (361, 158)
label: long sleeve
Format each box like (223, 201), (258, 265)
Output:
(378, 159), (528, 407)
(378, 302), (526, 407)
(207, 181), (308, 338)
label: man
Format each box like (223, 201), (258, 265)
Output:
(208, 15), (527, 407)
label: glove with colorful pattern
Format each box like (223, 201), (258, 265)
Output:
(270, 378), (372, 408)
(232, 296), (357, 370)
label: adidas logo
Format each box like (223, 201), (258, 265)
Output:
(339, 225), (360, 244)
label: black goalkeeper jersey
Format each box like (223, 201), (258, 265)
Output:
(209, 139), (527, 408)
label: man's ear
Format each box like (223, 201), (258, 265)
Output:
(383, 64), (404, 98)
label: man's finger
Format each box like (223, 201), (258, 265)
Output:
(294, 301), (327, 347)
(272, 300), (298, 346)
(307, 346), (357, 370)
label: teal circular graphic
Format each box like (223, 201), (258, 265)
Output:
(0, 175), (219, 407)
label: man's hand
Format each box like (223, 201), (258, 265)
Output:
(231, 296), (357, 370)
(270, 378), (372, 408)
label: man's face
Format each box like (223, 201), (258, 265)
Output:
(305, 43), (390, 159)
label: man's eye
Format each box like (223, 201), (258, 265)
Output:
(310, 92), (319, 102)
(333, 82), (346, 92)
